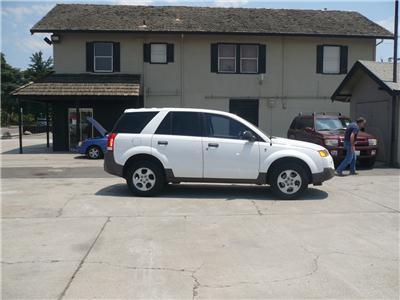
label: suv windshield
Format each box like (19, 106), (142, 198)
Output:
(315, 118), (346, 131)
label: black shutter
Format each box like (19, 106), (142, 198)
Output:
(316, 45), (324, 74)
(113, 42), (120, 72)
(143, 43), (150, 62)
(167, 43), (174, 63)
(210, 43), (218, 73)
(86, 42), (94, 72)
(258, 44), (266, 74)
(340, 46), (348, 74)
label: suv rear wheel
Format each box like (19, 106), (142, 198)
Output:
(269, 162), (309, 200)
(126, 161), (165, 196)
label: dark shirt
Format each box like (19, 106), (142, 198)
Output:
(344, 122), (359, 142)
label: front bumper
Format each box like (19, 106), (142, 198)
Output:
(312, 168), (335, 185)
(104, 151), (123, 177)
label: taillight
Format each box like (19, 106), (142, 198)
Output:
(107, 133), (117, 151)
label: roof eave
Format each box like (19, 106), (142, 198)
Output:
(331, 61), (396, 102)
(29, 28), (394, 39)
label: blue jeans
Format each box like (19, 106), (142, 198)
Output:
(336, 141), (356, 174)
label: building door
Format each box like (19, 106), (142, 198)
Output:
(68, 108), (93, 150)
(356, 100), (390, 162)
(229, 99), (259, 126)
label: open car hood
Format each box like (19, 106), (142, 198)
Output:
(86, 117), (107, 137)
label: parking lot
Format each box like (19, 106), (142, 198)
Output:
(1, 135), (399, 299)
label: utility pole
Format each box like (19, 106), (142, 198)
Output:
(394, 0), (398, 82)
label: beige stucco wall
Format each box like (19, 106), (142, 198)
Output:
(53, 33), (376, 136)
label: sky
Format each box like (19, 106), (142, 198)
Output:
(1, 0), (396, 70)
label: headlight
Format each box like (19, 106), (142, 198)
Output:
(324, 139), (338, 147)
(318, 150), (329, 157)
(368, 139), (377, 146)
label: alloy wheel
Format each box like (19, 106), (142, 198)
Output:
(277, 169), (302, 194)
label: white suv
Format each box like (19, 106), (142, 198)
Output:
(104, 108), (334, 199)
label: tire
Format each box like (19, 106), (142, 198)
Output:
(86, 145), (103, 159)
(359, 159), (375, 169)
(269, 162), (309, 200)
(126, 161), (165, 197)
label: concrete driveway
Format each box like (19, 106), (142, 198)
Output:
(1, 137), (399, 299)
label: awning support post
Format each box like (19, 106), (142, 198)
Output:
(46, 102), (50, 148)
(17, 98), (23, 154)
(76, 100), (80, 147)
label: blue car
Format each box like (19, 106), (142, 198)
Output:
(77, 117), (108, 159)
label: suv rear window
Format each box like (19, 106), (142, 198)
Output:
(113, 111), (158, 133)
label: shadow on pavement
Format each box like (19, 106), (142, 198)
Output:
(95, 183), (328, 201)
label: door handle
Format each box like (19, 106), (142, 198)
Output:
(208, 143), (219, 148)
(158, 141), (168, 145)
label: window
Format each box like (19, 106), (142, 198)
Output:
(212, 44), (266, 74)
(315, 118), (345, 131)
(206, 113), (255, 140)
(240, 45), (258, 73)
(317, 45), (348, 74)
(156, 112), (202, 137)
(94, 42), (113, 72)
(113, 112), (158, 133)
(218, 44), (236, 73)
(295, 118), (313, 130)
(323, 46), (340, 74)
(151, 44), (167, 63)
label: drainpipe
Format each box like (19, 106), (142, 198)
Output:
(180, 34), (184, 107)
(391, 0), (399, 166)
(17, 98), (23, 154)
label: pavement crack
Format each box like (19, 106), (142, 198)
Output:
(85, 261), (194, 273)
(1, 259), (78, 265)
(56, 194), (76, 217)
(191, 263), (204, 300)
(58, 216), (110, 300)
(251, 200), (263, 215)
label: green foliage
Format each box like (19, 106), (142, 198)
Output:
(24, 51), (53, 81)
(1, 53), (25, 125)
(1, 51), (53, 126)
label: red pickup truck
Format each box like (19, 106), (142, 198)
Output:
(287, 113), (378, 168)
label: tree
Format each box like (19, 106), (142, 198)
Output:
(1, 53), (25, 124)
(24, 51), (53, 81)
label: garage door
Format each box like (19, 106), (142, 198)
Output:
(356, 100), (390, 162)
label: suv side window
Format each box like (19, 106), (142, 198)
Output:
(290, 117), (299, 129)
(205, 113), (256, 140)
(113, 111), (158, 133)
(155, 112), (202, 137)
(296, 117), (313, 130)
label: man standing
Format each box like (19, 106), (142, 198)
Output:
(336, 117), (366, 176)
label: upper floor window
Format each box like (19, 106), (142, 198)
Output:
(218, 44), (236, 73)
(86, 42), (120, 73)
(144, 43), (174, 64)
(317, 45), (348, 75)
(94, 42), (113, 72)
(211, 43), (266, 74)
(240, 45), (258, 73)
(151, 44), (167, 63)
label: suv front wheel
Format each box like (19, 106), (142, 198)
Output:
(126, 161), (165, 196)
(269, 162), (309, 200)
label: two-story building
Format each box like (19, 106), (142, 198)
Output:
(11, 4), (392, 151)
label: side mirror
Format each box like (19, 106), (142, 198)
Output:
(242, 130), (256, 142)
(304, 127), (314, 133)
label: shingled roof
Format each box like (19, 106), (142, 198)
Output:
(11, 74), (140, 97)
(31, 4), (392, 39)
(331, 61), (400, 102)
